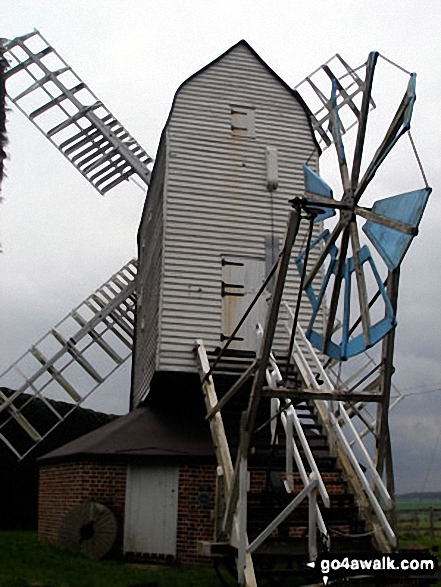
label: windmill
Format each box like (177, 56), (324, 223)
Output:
(0, 30), (431, 584)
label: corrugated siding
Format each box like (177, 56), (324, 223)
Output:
(158, 44), (322, 373)
(131, 143), (166, 407)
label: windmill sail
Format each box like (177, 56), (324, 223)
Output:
(0, 260), (137, 460)
(2, 30), (152, 194)
(295, 53), (376, 150)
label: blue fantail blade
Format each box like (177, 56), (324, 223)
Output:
(362, 187), (431, 271)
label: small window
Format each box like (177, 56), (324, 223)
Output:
(230, 105), (255, 138)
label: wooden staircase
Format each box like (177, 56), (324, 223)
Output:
(205, 360), (379, 583)
(195, 214), (398, 585)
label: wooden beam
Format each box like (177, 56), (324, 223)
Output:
(355, 85), (414, 203)
(261, 386), (383, 403)
(351, 52), (379, 190)
(322, 225), (350, 352)
(206, 360), (257, 420)
(376, 269), (399, 473)
(327, 79), (352, 195)
(248, 478), (318, 554)
(304, 221), (343, 289)
(350, 221), (371, 348)
(242, 209), (301, 452)
(194, 340), (257, 587)
(195, 340), (234, 490)
(355, 206), (417, 235)
(375, 269), (399, 533)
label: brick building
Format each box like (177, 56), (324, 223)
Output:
(38, 382), (355, 563)
(38, 388), (218, 564)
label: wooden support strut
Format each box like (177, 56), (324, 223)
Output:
(205, 360), (257, 420)
(261, 386), (383, 403)
(194, 340), (257, 587)
(244, 209), (301, 450)
(375, 268), (399, 532)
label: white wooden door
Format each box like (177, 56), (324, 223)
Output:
(124, 465), (179, 556)
(221, 256), (266, 352)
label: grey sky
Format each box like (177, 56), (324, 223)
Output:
(1, 0), (440, 493)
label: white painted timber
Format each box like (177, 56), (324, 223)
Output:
(124, 465), (179, 556)
(131, 142), (166, 407)
(221, 256), (266, 351)
(133, 41), (322, 406)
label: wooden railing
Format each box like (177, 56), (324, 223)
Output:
(398, 507), (441, 540)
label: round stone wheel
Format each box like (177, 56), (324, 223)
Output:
(58, 501), (117, 559)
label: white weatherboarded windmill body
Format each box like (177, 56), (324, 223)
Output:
(1, 30), (431, 585)
(132, 40), (321, 408)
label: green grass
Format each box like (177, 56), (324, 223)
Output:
(0, 532), (219, 587)
(397, 499), (441, 544)
(3, 528), (439, 587)
(397, 500), (441, 510)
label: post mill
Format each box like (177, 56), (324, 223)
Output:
(0, 31), (432, 585)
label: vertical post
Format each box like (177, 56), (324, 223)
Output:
(429, 507), (435, 541)
(376, 268), (400, 533)
(270, 397), (279, 445)
(196, 343), (257, 587)
(214, 465), (224, 540)
(238, 453), (248, 585)
(286, 410), (294, 493)
(308, 472), (318, 562)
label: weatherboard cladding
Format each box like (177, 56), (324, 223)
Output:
(133, 41), (323, 405)
(160, 43), (321, 371)
(132, 142), (166, 407)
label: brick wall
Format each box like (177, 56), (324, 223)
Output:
(38, 461), (126, 552)
(175, 466), (350, 563)
(177, 464), (217, 565)
(38, 459), (351, 564)
(38, 460), (218, 564)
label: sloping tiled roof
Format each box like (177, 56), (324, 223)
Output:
(39, 406), (214, 464)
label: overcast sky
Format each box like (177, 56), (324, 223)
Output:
(1, 1), (440, 493)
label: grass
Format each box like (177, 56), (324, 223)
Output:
(2, 526), (440, 586)
(397, 500), (441, 511)
(397, 502), (441, 586)
(0, 532), (219, 587)
(397, 499), (441, 543)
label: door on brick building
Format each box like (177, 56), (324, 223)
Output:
(124, 465), (179, 556)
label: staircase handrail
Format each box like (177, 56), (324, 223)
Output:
(283, 301), (397, 548)
(266, 354), (331, 508)
(263, 347), (330, 542)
